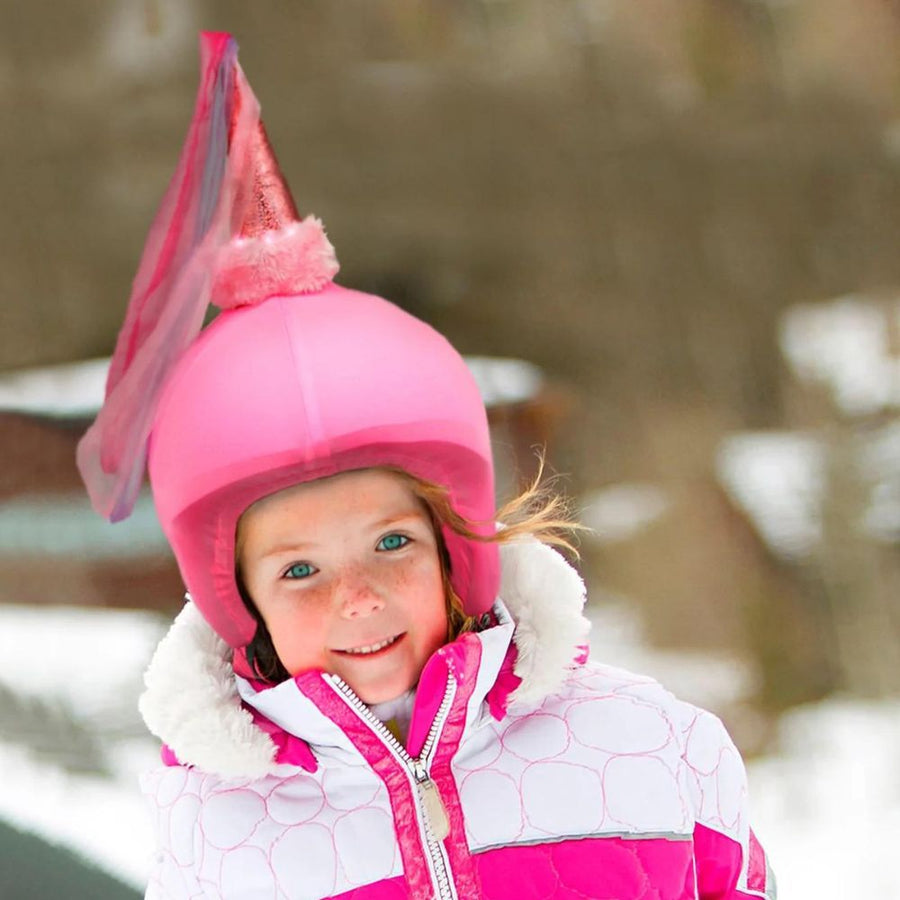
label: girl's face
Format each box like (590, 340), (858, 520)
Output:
(237, 468), (448, 704)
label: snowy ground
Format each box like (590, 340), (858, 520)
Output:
(748, 698), (900, 898)
(0, 605), (164, 888)
(0, 601), (897, 897)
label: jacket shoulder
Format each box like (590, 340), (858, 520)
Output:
(558, 660), (688, 714)
(541, 662), (738, 762)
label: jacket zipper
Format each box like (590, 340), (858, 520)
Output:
(326, 672), (458, 900)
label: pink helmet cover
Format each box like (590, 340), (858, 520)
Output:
(149, 284), (499, 655)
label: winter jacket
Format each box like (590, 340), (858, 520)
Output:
(139, 539), (776, 900)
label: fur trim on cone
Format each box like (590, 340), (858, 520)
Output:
(210, 217), (339, 310)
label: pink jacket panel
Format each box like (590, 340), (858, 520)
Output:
(474, 836), (695, 899)
(694, 823), (775, 900)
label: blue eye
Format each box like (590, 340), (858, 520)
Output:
(284, 562), (316, 579)
(377, 533), (409, 551)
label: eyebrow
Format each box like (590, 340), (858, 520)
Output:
(256, 511), (428, 560)
(370, 511), (426, 530)
(258, 541), (318, 560)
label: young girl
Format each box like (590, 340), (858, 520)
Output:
(79, 33), (775, 900)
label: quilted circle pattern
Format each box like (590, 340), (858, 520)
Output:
(567, 696), (671, 754)
(200, 790), (267, 849)
(271, 823), (336, 900)
(144, 753), (402, 898)
(334, 808), (397, 885)
(267, 780), (326, 826)
(502, 713), (570, 761)
(521, 761), (605, 834)
(220, 847), (276, 899)
(603, 756), (685, 828)
(459, 770), (523, 846)
(453, 664), (743, 853)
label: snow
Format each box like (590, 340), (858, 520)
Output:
(0, 605), (163, 713)
(717, 295), (900, 557)
(0, 604), (167, 889)
(580, 483), (670, 544)
(748, 698), (900, 898)
(464, 355), (544, 407)
(718, 425), (900, 556)
(588, 599), (752, 711)
(717, 431), (825, 559)
(0, 740), (159, 888)
(0, 357), (108, 418)
(0, 491), (169, 559)
(779, 296), (900, 416)
(857, 421), (900, 542)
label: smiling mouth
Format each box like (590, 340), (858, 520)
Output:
(335, 634), (404, 657)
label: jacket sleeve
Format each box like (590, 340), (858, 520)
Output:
(141, 766), (207, 900)
(679, 704), (776, 900)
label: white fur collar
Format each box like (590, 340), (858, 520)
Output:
(139, 537), (590, 779)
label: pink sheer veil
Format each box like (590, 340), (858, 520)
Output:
(77, 33), (260, 522)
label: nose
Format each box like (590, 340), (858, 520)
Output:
(336, 574), (386, 620)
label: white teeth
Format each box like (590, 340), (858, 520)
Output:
(342, 635), (399, 655)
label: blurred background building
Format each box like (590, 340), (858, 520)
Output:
(2, 1), (900, 897)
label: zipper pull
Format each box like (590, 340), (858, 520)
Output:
(414, 765), (450, 841)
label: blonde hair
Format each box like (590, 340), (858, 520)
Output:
(394, 457), (585, 640)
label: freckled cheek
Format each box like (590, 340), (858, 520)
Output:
(406, 560), (449, 633)
(388, 560), (445, 606)
(269, 610), (332, 673)
(385, 567), (417, 591)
